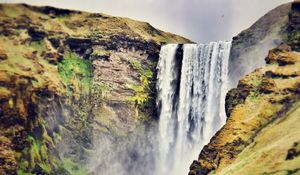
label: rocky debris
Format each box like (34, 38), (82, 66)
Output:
(0, 136), (16, 175)
(65, 37), (93, 55)
(225, 88), (246, 118)
(42, 51), (63, 64)
(0, 19), (16, 36)
(266, 47), (300, 66)
(0, 49), (8, 60)
(90, 52), (110, 61)
(259, 78), (277, 94)
(48, 37), (61, 49)
(0, 88), (11, 100)
(28, 27), (46, 41)
(23, 51), (38, 60)
(15, 15), (31, 30)
(286, 142), (300, 160)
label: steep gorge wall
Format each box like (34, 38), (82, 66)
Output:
(0, 4), (191, 174)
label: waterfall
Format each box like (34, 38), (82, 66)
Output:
(156, 41), (231, 175)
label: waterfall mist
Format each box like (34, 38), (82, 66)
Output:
(87, 124), (159, 175)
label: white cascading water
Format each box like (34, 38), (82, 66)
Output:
(156, 41), (231, 175)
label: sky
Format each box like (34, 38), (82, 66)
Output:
(0, 0), (292, 43)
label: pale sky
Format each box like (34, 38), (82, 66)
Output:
(0, 0), (292, 42)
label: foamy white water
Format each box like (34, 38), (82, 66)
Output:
(156, 42), (231, 175)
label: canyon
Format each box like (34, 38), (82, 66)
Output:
(0, 1), (300, 175)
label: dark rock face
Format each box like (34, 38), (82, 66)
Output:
(48, 37), (61, 49)
(28, 27), (46, 41)
(108, 34), (160, 55)
(225, 88), (246, 118)
(287, 1), (300, 51)
(259, 78), (277, 94)
(42, 51), (63, 64)
(65, 37), (93, 56)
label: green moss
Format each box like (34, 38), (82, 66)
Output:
(127, 59), (155, 117)
(56, 15), (71, 22)
(61, 158), (89, 175)
(27, 136), (41, 167)
(58, 51), (92, 95)
(234, 41), (244, 49)
(15, 29), (22, 36)
(89, 30), (103, 42)
(30, 41), (45, 54)
(129, 60), (143, 71)
(94, 82), (111, 94)
(17, 170), (35, 175)
(247, 91), (260, 102)
(53, 132), (62, 143)
(26, 135), (51, 174)
(8, 98), (14, 108)
(91, 48), (110, 58)
(18, 160), (29, 173)
(4, 6), (21, 17)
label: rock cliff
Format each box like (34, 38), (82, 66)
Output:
(0, 3), (191, 174)
(189, 2), (300, 175)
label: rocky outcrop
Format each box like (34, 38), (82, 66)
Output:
(0, 3), (191, 174)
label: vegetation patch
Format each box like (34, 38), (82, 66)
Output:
(30, 41), (45, 54)
(61, 158), (89, 175)
(89, 30), (103, 42)
(18, 135), (52, 174)
(58, 51), (92, 96)
(127, 59), (155, 118)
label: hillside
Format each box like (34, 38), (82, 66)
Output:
(229, 2), (291, 87)
(0, 3), (191, 175)
(189, 2), (300, 175)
